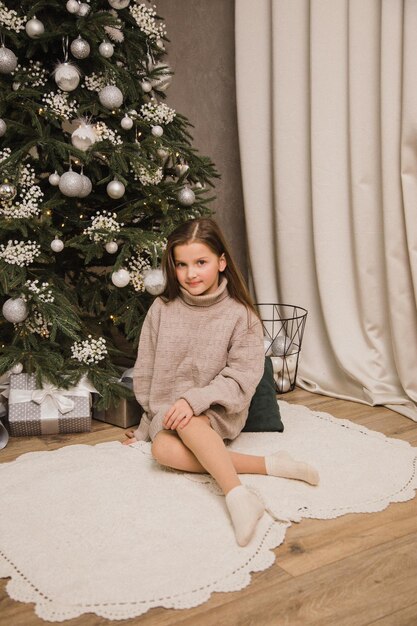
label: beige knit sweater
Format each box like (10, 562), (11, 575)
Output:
(132, 278), (265, 441)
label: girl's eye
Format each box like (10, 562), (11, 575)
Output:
(175, 262), (185, 268)
(198, 260), (206, 266)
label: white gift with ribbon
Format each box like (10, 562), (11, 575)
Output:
(0, 372), (10, 449)
(8, 375), (97, 435)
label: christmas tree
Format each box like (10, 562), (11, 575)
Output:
(0, 0), (217, 406)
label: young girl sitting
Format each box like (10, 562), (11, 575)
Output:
(124, 218), (319, 546)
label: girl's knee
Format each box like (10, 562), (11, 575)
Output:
(151, 432), (174, 464)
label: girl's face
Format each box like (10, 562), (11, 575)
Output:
(173, 241), (226, 296)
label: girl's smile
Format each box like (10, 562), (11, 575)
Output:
(173, 242), (227, 296)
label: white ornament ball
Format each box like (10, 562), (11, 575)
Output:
(284, 353), (299, 376)
(25, 17), (45, 38)
(10, 362), (24, 374)
(66, 0), (80, 13)
(58, 170), (83, 197)
(151, 125), (163, 137)
(274, 374), (292, 394)
(0, 119), (7, 137)
(71, 123), (97, 151)
(177, 187), (195, 206)
(140, 80), (152, 93)
(270, 356), (284, 375)
(2, 297), (29, 323)
(120, 115), (133, 130)
(144, 269), (166, 296)
(99, 41), (114, 58)
(54, 63), (80, 92)
(78, 174), (92, 198)
(111, 269), (130, 288)
(108, 0), (130, 8)
(48, 171), (60, 186)
(77, 2), (90, 16)
(105, 241), (118, 254)
(271, 335), (294, 357)
(51, 237), (64, 252)
(0, 46), (18, 74)
(70, 36), (90, 59)
(106, 179), (125, 199)
(99, 85), (124, 109)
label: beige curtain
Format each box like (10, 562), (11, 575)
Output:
(235, 0), (417, 420)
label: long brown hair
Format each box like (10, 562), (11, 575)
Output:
(161, 218), (259, 317)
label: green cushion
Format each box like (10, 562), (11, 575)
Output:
(243, 357), (284, 432)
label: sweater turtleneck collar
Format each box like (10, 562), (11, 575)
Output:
(179, 276), (229, 307)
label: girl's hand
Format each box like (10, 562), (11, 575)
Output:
(163, 399), (194, 430)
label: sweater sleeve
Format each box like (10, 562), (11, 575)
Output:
(131, 299), (160, 416)
(181, 315), (265, 417)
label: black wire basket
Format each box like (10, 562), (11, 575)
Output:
(255, 303), (308, 393)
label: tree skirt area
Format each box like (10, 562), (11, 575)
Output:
(0, 401), (416, 622)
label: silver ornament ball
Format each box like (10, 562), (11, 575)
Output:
(106, 179), (125, 199)
(54, 63), (80, 92)
(78, 174), (92, 198)
(58, 170), (83, 197)
(271, 335), (294, 357)
(274, 374), (292, 393)
(144, 269), (166, 296)
(77, 2), (90, 16)
(10, 362), (24, 374)
(0, 119), (7, 137)
(2, 297), (29, 323)
(48, 172), (60, 186)
(177, 187), (195, 206)
(105, 241), (118, 254)
(111, 269), (130, 288)
(70, 36), (91, 59)
(99, 85), (124, 109)
(108, 0), (131, 8)
(51, 238), (64, 252)
(120, 115), (133, 130)
(66, 0), (80, 13)
(0, 182), (17, 201)
(25, 17), (45, 38)
(0, 46), (18, 74)
(99, 41), (114, 58)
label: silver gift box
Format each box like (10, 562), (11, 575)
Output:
(8, 373), (92, 437)
(93, 396), (142, 429)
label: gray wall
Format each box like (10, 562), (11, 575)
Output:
(156, 0), (248, 277)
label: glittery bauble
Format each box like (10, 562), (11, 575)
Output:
(71, 123), (97, 151)
(0, 46), (18, 74)
(58, 170), (83, 197)
(78, 174), (92, 198)
(99, 41), (114, 58)
(105, 241), (118, 254)
(120, 115), (133, 130)
(140, 80), (152, 93)
(51, 238), (64, 252)
(271, 335), (294, 357)
(48, 171), (60, 186)
(54, 63), (80, 92)
(106, 179), (125, 199)
(10, 362), (24, 374)
(177, 187), (195, 206)
(0, 182), (17, 201)
(0, 119), (7, 137)
(77, 2), (90, 16)
(144, 269), (166, 296)
(2, 298), (29, 323)
(150, 62), (172, 91)
(66, 0), (80, 13)
(70, 36), (90, 59)
(25, 17), (45, 38)
(111, 269), (130, 288)
(98, 85), (123, 109)
(274, 374), (291, 393)
(151, 125), (163, 137)
(108, 0), (130, 8)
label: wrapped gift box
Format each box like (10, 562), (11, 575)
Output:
(93, 369), (142, 429)
(8, 373), (93, 437)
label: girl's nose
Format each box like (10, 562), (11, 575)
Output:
(187, 266), (197, 279)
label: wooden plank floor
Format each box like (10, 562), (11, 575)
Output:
(1, 388), (416, 626)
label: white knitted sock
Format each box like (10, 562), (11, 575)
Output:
(265, 451), (319, 485)
(225, 485), (264, 547)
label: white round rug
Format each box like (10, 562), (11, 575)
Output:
(0, 401), (415, 622)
